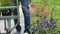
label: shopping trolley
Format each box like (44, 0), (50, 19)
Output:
(0, 0), (20, 34)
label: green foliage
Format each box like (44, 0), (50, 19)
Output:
(0, 0), (15, 6)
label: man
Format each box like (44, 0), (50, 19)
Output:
(20, 0), (30, 34)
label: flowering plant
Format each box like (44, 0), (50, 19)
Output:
(30, 0), (60, 34)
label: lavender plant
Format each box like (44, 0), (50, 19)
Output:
(30, 0), (60, 34)
(31, 15), (57, 34)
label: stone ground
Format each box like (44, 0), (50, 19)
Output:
(0, 5), (25, 34)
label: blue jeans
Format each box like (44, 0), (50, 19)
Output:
(14, 0), (30, 33)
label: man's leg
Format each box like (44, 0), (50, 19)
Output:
(21, 0), (30, 33)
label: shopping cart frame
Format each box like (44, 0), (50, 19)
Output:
(0, 0), (20, 34)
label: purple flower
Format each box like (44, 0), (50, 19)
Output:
(52, 24), (57, 27)
(50, 17), (54, 22)
(44, 20), (48, 23)
(50, 17), (56, 25)
(52, 21), (56, 24)
(32, 27), (38, 32)
(43, 16), (46, 19)
(47, 23), (51, 27)
(40, 21), (44, 26)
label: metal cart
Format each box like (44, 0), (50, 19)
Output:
(0, 0), (20, 34)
